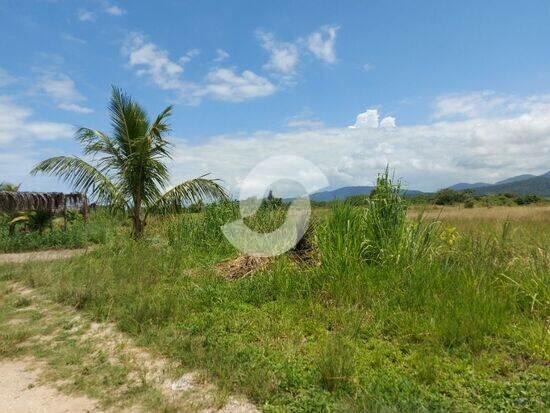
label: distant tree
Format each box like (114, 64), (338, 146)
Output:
(515, 194), (541, 205)
(434, 189), (468, 205)
(261, 190), (283, 209)
(0, 182), (20, 192)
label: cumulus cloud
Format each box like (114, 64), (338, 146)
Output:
(349, 109), (397, 129)
(307, 25), (339, 63)
(350, 109), (379, 128)
(165, 94), (549, 194)
(380, 116), (396, 128)
(37, 74), (93, 114)
(257, 31), (299, 75)
(123, 33), (276, 103)
(124, 33), (185, 90)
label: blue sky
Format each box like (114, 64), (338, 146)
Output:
(1, 0), (550, 194)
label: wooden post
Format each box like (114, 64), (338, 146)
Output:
(82, 194), (88, 222)
(63, 196), (67, 231)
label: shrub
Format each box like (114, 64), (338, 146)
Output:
(515, 194), (541, 205)
(434, 188), (469, 205)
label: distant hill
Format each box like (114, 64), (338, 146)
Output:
(310, 186), (423, 202)
(495, 174), (536, 185)
(306, 171), (550, 203)
(472, 174), (550, 197)
(448, 182), (490, 191)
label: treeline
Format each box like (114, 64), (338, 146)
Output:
(312, 189), (546, 208)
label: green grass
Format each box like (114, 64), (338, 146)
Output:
(0, 210), (119, 253)
(0, 199), (548, 411)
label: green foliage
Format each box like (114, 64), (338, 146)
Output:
(65, 209), (84, 224)
(434, 188), (471, 205)
(260, 190), (283, 209)
(0, 210), (116, 252)
(515, 194), (542, 205)
(0, 182), (20, 192)
(316, 201), (365, 275)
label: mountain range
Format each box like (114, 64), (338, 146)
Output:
(309, 171), (550, 201)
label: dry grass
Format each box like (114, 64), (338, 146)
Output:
(408, 204), (550, 222)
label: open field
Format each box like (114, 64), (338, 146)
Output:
(0, 201), (548, 412)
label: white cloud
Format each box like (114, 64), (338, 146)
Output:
(179, 49), (200, 64)
(124, 33), (185, 90)
(77, 10), (95, 22)
(198, 68), (276, 102)
(104, 4), (125, 16)
(37, 74), (93, 114)
(285, 118), (325, 130)
(57, 103), (94, 114)
(349, 109), (380, 128)
(432, 91), (550, 120)
(214, 49), (230, 62)
(257, 31), (299, 75)
(0, 96), (73, 145)
(123, 33), (276, 103)
(380, 116), (396, 128)
(349, 109), (397, 129)
(38, 74), (83, 102)
(166, 93), (549, 194)
(307, 25), (339, 63)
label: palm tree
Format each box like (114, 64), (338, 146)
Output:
(31, 87), (227, 237)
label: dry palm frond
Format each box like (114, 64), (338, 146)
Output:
(0, 191), (86, 213)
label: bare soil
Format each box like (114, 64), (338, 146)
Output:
(0, 248), (89, 264)
(0, 358), (101, 413)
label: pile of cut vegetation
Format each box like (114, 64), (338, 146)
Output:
(216, 255), (271, 279)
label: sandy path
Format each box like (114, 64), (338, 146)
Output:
(0, 359), (100, 413)
(0, 248), (89, 264)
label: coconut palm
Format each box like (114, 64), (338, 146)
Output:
(31, 87), (227, 237)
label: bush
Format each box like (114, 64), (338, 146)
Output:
(434, 189), (469, 205)
(515, 194), (541, 205)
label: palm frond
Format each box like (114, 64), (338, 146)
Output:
(147, 175), (227, 215)
(109, 86), (149, 157)
(31, 156), (123, 207)
(76, 127), (123, 161)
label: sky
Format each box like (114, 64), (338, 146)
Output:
(1, 0), (550, 195)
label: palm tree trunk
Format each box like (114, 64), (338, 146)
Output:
(132, 192), (144, 238)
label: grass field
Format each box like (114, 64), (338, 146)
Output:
(0, 201), (548, 412)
